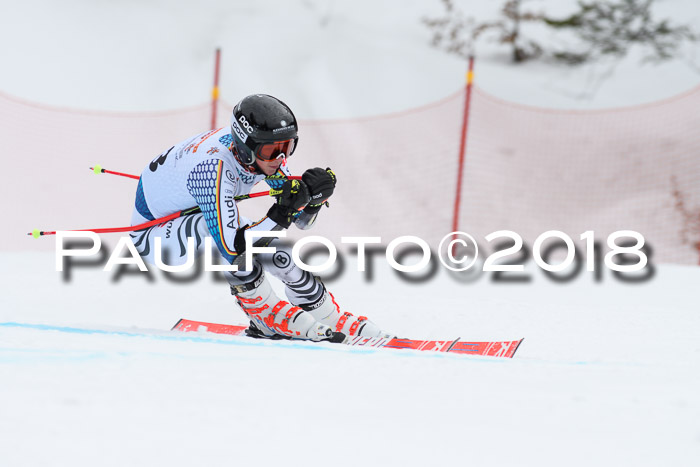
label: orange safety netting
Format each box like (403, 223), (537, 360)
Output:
(4, 86), (699, 264)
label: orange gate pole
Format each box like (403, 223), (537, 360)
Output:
(210, 48), (221, 130)
(451, 56), (475, 235)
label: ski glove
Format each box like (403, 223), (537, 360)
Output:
(302, 167), (336, 215)
(267, 179), (310, 228)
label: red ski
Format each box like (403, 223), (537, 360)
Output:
(172, 319), (523, 358)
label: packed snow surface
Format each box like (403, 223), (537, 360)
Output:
(1, 253), (699, 466)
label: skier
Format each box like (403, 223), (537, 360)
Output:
(130, 94), (390, 343)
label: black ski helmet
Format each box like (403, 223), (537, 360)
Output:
(230, 94), (298, 169)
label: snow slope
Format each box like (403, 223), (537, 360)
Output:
(1, 252), (699, 466)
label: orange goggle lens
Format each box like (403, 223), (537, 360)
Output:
(256, 139), (296, 161)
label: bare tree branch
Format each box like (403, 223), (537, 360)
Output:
(423, 0), (699, 65)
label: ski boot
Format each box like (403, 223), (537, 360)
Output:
(301, 284), (393, 339)
(231, 271), (346, 343)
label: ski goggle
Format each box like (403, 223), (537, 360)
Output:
(255, 138), (298, 161)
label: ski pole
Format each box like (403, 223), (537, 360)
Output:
(89, 165), (301, 182)
(28, 188), (284, 238)
(89, 165), (140, 180)
(87, 165), (296, 200)
(29, 206), (202, 238)
(29, 166), (300, 238)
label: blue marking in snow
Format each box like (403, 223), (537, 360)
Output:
(0, 322), (485, 362)
(0, 321), (358, 354)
